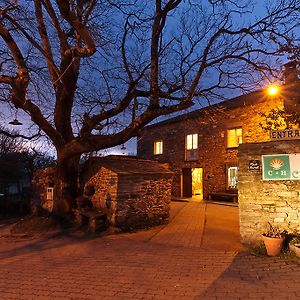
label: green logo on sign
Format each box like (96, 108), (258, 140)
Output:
(262, 155), (291, 180)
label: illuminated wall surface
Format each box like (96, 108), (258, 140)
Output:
(238, 141), (300, 245)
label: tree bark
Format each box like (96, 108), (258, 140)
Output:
(52, 154), (80, 216)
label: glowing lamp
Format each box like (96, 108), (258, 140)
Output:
(267, 85), (279, 96)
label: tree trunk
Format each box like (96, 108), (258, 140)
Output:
(52, 155), (80, 216)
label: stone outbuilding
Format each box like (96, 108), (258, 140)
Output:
(81, 156), (174, 231)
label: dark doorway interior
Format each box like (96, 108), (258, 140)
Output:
(182, 168), (192, 197)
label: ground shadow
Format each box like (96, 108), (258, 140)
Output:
(195, 252), (300, 299)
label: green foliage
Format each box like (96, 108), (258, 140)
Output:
(249, 243), (267, 256)
(280, 249), (300, 264)
(290, 236), (300, 246)
(263, 222), (285, 238)
(259, 108), (299, 131)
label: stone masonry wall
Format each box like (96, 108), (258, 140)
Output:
(115, 175), (172, 231)
(31, 167), (55, 212)
(84, 167), (118, 225)
(138, 96), (283, 198)
(84, 167), (172, 231)
(238, 141), (300, 246)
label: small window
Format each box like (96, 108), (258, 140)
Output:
(154, 140), (163, 155)
(227, 166), (238, 190)
(227, 128), (242, 148)
(185, 134), (198, 161)
(46, 187), (54, 201)
(186, 134), (198, 150)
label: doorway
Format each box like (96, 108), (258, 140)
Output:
(182, 168), (203, 200)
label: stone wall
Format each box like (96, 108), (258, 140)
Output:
(31, 167), (55, 212)
(84, 167), (118, 224)
(238, 141), (300, 246)
(83, 165), (173, 231)
(115, 175), (172, 231)
(138, 94), (283, 198)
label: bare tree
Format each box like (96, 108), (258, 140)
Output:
(0, 0), (299, 215)
(0, 126), (24, 154)
(0, 126), (54, 196)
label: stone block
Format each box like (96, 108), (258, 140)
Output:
(277, 191), (296, 197)
(274, 212), (288, 218)
(286, 213), (298, 220)
(289, 219), (300, 224)
(259, 200), (276, 205)
(274, 217), (287, 223)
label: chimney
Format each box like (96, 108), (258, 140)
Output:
(282, 61), (300, 115)
(283, 61), (299, 85)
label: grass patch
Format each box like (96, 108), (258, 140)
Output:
(249, 244), (266, 256)
(249, 243), (300, 264)
(280, 249), (300, 264)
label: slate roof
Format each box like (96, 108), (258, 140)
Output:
(84, 155), (173, 176)
(144, 90), (264, 129)
(143, 82), (300, 130)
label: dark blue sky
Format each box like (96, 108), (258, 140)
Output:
(1, 1), (299, 156)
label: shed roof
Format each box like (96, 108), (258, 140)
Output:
(84, 155), (174, 176)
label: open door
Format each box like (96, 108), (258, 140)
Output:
(192, 168), (203, 200)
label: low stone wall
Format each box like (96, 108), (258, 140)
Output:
(115, 175), (172, 231)
(238, 141), (300, 246)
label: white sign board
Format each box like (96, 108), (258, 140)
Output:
(262, 153), (300, 180)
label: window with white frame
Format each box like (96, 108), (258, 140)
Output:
(227, 128), (242, 148)
(185, 134), (198, 161)
(186, 134), (198, 150)
(227, 165), (238, 189)
(153, 140), (163, 155)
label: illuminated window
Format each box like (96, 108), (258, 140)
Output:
(227, 166), (238, 189)
(227, 128), (242, 148)
(185, 134), (198, 161)
(47, 187), (54, 201)
(186, 134), (198, 150)
(154, 140), (163, 155)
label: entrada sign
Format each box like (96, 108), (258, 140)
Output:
(262, 154), (300, 180)
(270, 129), (300, 141)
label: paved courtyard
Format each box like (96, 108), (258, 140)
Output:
(0, 202), (299, 300)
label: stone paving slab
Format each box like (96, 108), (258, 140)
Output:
(0, 202), (299, 300)
(150, 202), (206, 248)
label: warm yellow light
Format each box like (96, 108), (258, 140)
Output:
(268, 85), (279, 96)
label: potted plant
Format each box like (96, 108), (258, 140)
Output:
(289, 236), (300, 258)
(262, 223), (285, 256)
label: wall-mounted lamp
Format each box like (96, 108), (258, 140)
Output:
(267, 85), (279, 96)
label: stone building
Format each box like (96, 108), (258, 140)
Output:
(137, 71), (299, 200)
(80, 156), (173, 231)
